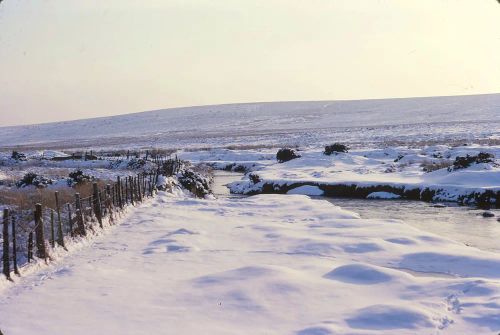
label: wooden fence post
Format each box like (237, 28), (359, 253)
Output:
(75, 193), (86, 236)
(121, 179), (125, 205)
(2, 209), (11, 280)
(106, 184), (113, 222)
(11, 216), (19, 275)
(28, 232), (33, 263)
(34, 204), (48, 260)
(117, 176), (123, 208)
(55, 191), (65, 248)
(93, 183), (103, 228)
(136, 176), (142, 202)
(125, 178), (129, 204)
(67, 203), (74, 237)
(50, 210), (55, 248)
(111, 184), (115, 207)
(129, 177), (135, 205)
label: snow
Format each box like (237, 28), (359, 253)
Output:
(367, 192), (401, 199)
(0, 94), (499, 150)
(287, 185), (324, 196)
(212, 145), (500, 203)
(1, 191), (500, 334)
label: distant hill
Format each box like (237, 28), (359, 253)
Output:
(0, 93), (499, 149)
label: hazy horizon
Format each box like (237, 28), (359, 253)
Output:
(1, 92), (499, 128)
(1, 0), (499, 126)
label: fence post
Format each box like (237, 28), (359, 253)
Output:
(129, 177), (135, 205)
(125, 178), (129, 204)
(67, 203), (74, 237)
(122, 178), (126, 204)
(11, 215), (19, 275)
(111, 184), (115, 207)
(93, 183), (103, 228)
(2, 209), (11, 280)
(34, 204), (48, 260)
(117, 176), (123, 208)
(50, 210), (55, 248)
(55, 191), (65, 248)
(28, 232), (33, 263)
(106, 184), (113, 222)
(136, 176), (142, 202)
(75, 193), (86, 236)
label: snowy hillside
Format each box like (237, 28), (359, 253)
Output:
(0, 94), (499, 149)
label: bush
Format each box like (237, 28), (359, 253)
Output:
(68, 169), (93, 186)
(451, 152), (494, 170)
(11, 151), (27, 161)
(324, 143), (349, 155)
(276, 148), (301, 163)
(16, 172), (53, 188)
(249, 173), (261, 184)
(178, 169), (211, 197)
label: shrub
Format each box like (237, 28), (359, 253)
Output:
(451, 152), (494, 170)
(249, 173), (261, 184)
(393, 154), (404, 162)
(276, 148), (301, 163)
(16, 172), (52, 188)
(178, 169), (211, 197)
(11, 151), (27, 161)
(324, 143), (349, 155)
(67, 169), (93, 186)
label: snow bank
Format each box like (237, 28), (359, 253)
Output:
(198, 145), (500, 205)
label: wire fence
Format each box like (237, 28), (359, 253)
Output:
(1, 157), (182, 281)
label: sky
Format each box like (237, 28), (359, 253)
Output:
(0, 0), (499, 126)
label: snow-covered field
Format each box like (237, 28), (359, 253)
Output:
(0, 94), (499, 150)
(180, 144), (500, 205)
(1, 191), (500, 334)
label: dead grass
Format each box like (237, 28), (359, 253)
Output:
(0, 179), (110, 211)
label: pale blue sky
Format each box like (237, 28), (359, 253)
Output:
(1, 0), (499, 126)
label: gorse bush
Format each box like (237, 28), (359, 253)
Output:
(451, 152), (494, 170)
(178, 169), (211, 197)
(16, 173), (53, 188)
(324, 143), (349, 155)
(67, 169), (94, 186)
(276, 148), (301, 163)
(11, 151), (27, 161)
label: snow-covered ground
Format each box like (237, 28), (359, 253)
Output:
(0, 94), (499, 150)
(1, 191), (500, 334)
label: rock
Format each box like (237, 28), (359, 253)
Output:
(482, 211), (495, 218)
(430, 203), (446, 208)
